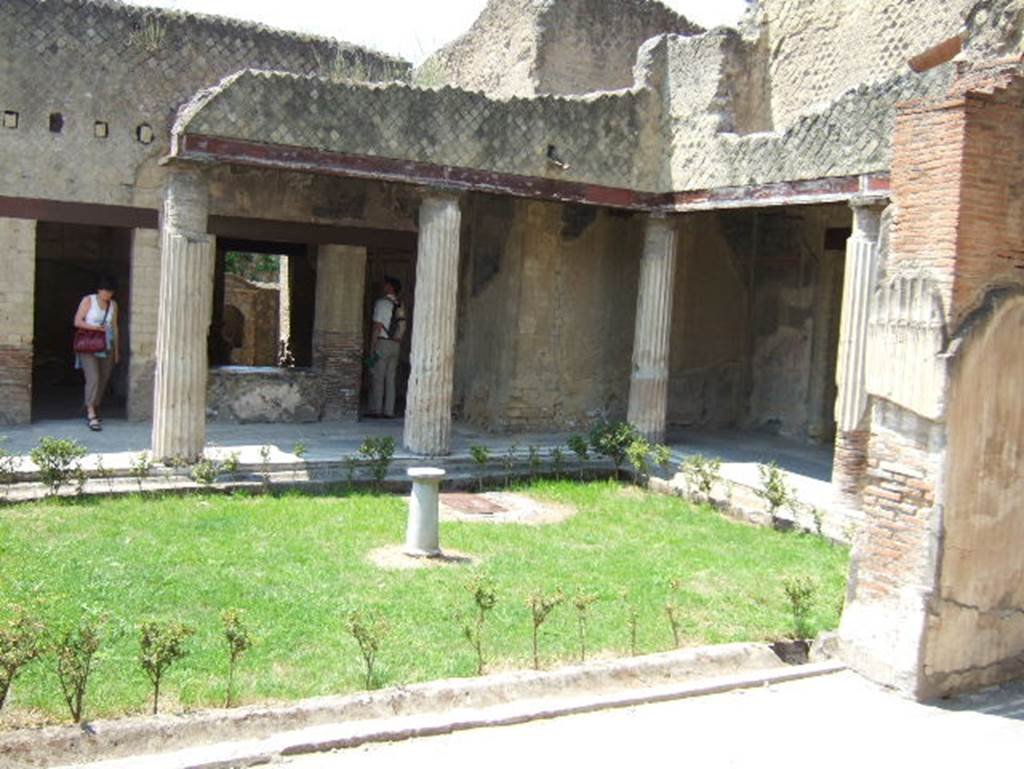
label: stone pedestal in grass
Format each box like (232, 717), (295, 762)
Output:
(405, 468), (446, 557)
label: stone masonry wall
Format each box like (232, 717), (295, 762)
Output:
(0, 0), (408, 208)
(127, 228), (160, 421)
(0, 219), (36, 425)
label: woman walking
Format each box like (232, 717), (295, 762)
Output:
(73, 275), (120, 431)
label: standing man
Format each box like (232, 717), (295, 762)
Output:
(367, 276), (406, 418)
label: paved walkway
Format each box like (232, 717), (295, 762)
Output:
(279, 671), (1024, 769)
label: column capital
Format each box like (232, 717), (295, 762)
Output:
(162, 166), (209, 238)
(415, 188), (463, 207)
(646, 211), (680, 230)
(849, 194), (888, 211)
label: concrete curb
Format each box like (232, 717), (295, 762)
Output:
(0, 643), (834, 768)
(61, 660), (845, 769)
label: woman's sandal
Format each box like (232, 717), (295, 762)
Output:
(87, 416), (102, 432)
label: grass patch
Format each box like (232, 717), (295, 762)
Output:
(0, 481), (848, 725)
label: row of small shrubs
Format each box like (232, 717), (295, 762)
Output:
(1, 572), (825, 724)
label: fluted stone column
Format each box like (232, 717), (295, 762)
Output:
(404, 194), (461, 456)
(832, 197), (886, 505)
(151, 169), (215, 462)
(627, 214), (679, 443)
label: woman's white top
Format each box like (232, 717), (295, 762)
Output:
(84, 294), (116, 328)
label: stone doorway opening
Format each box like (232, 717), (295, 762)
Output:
(31, 222), (132, 421)
(362, 246), (416, 419)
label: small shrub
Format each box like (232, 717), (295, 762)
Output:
(190, 457), (220, 486)
(551, 447), (565, 480)
(220, 451), (240, 476)
(679, 454), (722, 502)
(138, 620), (194, 715)
(665, 578), (685, 649)
(0, 607), (45, 711)
(0, 439), (21, 500)
(292, 442), (308, 482)
(258, 445), (273, 491)
(469, 445), (490, 492)
(129, 451), (153, 494)
(346, 609), (388, 690)
(567, 435), (589, 480)
(342, 455), (359, 489)
(572, 589), (600, 662)
(461, 574), (497, 675)
(756, 462), (796, 525)
(359, 437), (395, 489)
(527, 589), (563, 670)
(619, 589), (639, 657)
(55, 617), (103, 723)
(527, 446), (542, 477)
(30, 437), (87, 497)
(502, 444), (518, 488)
(222, 609), (252, 708)
(589, 421), (639, 480)
(625, 437), (671, 486)
(810, 507), (825, 538)
(782, 576), (816, 639)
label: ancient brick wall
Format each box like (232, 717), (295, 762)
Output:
(0, 218), (36, 425)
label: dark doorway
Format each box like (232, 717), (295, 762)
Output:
(32, 222), (131, 420)
(363, 247), (417, 416)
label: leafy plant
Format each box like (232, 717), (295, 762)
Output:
(222, 609), (252, 708)
(359, 437), (395, 490)
(619, 589), (639, 657)
(782, 576), (816, 638)
(346, 609), (388, 690)
(589, 421), (640, 480)
(292, 442), (308, 460)
(502, 444), (518, 488)
(0, 607), (45, 711)
(55, 617), (103, 723)
(93, 456), (114, 494)
(756, 462), (796, 526)
(527, 589), (564, 670)
(665, 578), (685, 649)
(550, 447), (565, 480)
(679, 454), (722, 502)
(461, 574), (498, 675)
(138, 620), (194, 715)
(129, 451), (153, 494)
(342, 455), (359, 489)
(572, 589), (600, 662)
(259, 445), (273, 491)
(810, 507), (825, 538)
(625, 437), (671, 486)
(220, 451), (240, 476)
(30, 437), (87, 497)
(0, 439), (21, 500)
(469, 445), (490, 492)
(567, 435), (589, 480)
(190, 457), (220, 486)
(527, 446), (542, 477)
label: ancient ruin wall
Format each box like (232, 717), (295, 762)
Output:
(0, 0), (408, 207)
(423, 0), (700, 98)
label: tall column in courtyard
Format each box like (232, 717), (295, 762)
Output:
(832, 197), (886, 508)
(151, 168), (215, 462)
(627, 213), (679, 443)
(404, 194), (461, 456)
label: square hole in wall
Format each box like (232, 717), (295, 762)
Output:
(49, 112), (64, 133)
(3, 111), (19, 129)
(94, 121), (109, 139)
(136, 123), (153, 144)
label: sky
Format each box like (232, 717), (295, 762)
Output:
(121, 0), (750, 64)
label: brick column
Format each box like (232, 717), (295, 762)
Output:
(627, 214), (678, 443)
(404, 194), (461, 456)
(151, 169), (215, 462)
(832, 197), (886, 508)
(0, 217), (36, 425)
(314, 244), (367, 420)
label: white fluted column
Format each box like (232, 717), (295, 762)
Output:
(833, 197), (886, 502)
(404, 194), (461, 456)
(151, 169), (215, 462)
(627, 214), (679, 443)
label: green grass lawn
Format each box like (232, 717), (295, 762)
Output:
(0, 480), (849, 726)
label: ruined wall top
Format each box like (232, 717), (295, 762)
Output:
(421, 0), (702, 98)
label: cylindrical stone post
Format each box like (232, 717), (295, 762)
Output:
(151, 169), (215, 462)
(832, 197), (886, 506)
(404, 194), (461, 456)
(405, 467), (445, 557)
(627, 214), (679, 443)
